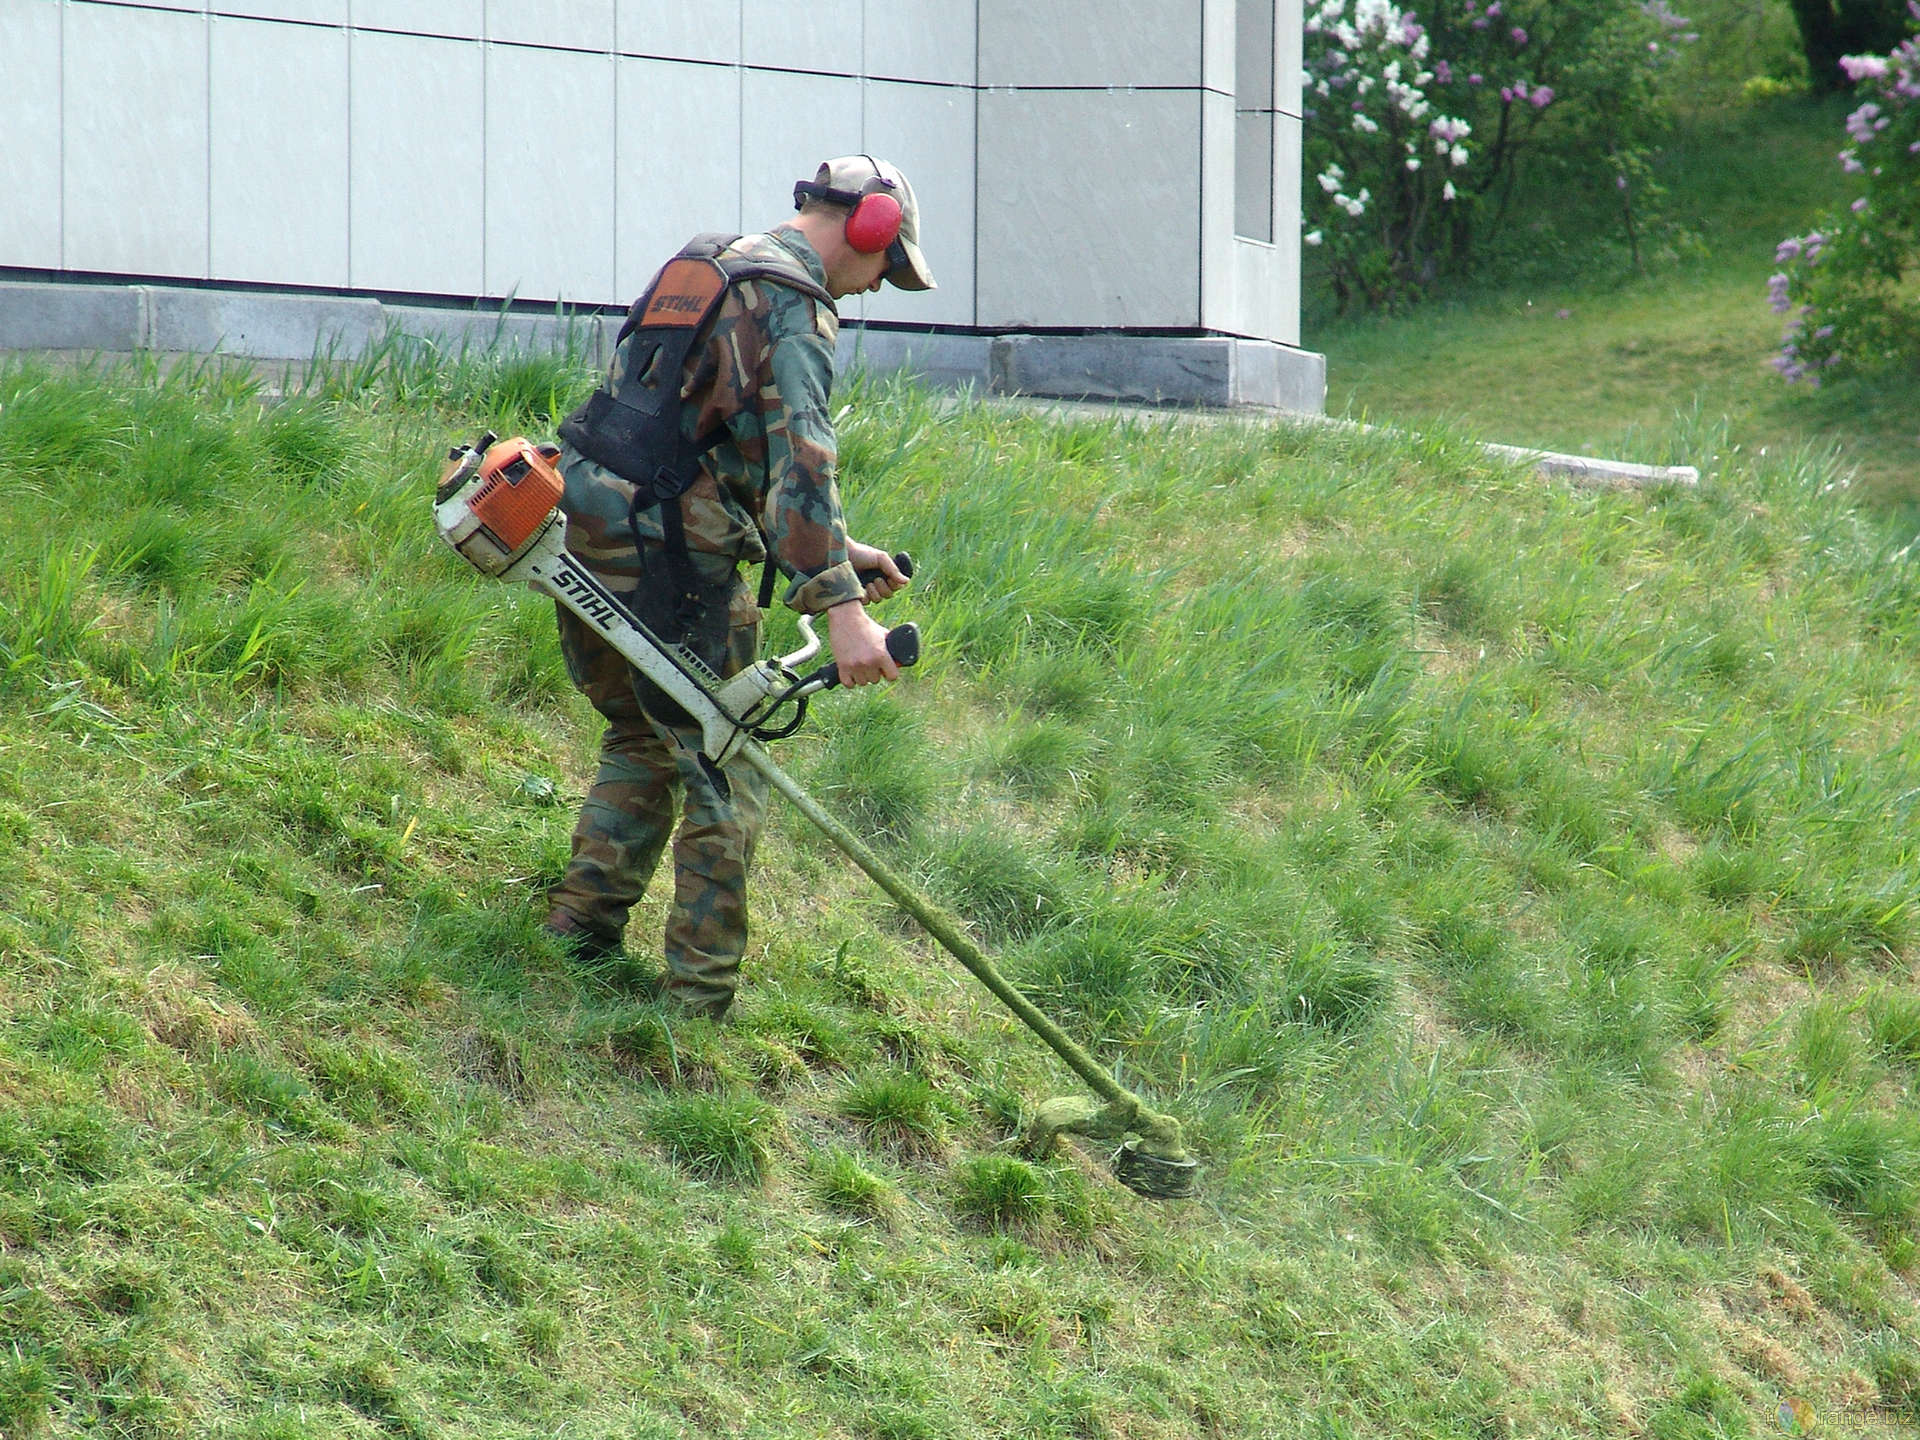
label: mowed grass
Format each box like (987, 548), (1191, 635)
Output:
(0, 352), (1917, 1437)
(1318, 99), (1920, 511)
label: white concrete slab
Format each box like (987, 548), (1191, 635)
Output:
(216, 0), (347, 23)
(744, 0), (862, 77)
(616, 0), (741, 64)
(1272, 111), (1302, 343)
(351, 1), (483, 38)
(210, 16), (350, 288)
(0, 0), (63, 269)
(976, 88), (1201, 328)
(1200, 88), (1235, 325)
(488, 0), (616, 53)
(350, 30), (486, 296)
(863, 0), (975, 86)
(485, 45), (617, 303)
(63, 2), (210, 278)
(1278, 0), (1304, 117)
(741, 68), (862, 224)
(856, 80), (976, 328)
(614, 56), (742, 299)
(978, 0), (1203, 89)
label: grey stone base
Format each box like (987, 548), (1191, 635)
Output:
(1, 277), (1326, 414)
(843, 327), (1325, 412)
(0, 278), (620, 368)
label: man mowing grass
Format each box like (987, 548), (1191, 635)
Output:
(541, 156), (935, 1021)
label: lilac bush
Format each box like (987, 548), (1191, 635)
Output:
(1304, 0), (1697, 309)
(1770, 5), (1920, 381)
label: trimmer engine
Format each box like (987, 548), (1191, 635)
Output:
(434, 434), (566, 576)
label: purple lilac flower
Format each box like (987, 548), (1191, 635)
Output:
(1775, 237), (1802, 263)
(1845, 103), (1883, 145)
(1767, 273), (1792, 315)
(1473, 15), (1489, 28)
(1435, 60), (1452, 83)
(1840, 55), (1891, 83)
(1468, 72), (1483, 84)
(1841, 150), (1865, 173)
(1512, 26), (1528, 44)
(1853, 197), (1870, 212)
(1530, 85), (1554, 107)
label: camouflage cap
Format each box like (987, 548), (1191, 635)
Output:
(799, 156), (936, 292)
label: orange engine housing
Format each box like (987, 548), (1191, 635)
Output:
(470, 438), (565, 554)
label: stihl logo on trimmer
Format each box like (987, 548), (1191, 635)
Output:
(551, 566), (620, 629)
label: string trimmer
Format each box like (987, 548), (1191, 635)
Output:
(433, 434), (1197, 1200)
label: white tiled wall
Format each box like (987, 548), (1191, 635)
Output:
(0, 0), (62, 269)
(210, 15), (350, 287)
(2, 0), (1305, 343)
(863, 0), (974, 86)
(978, 0), (1205, 89)
(617, 0), (740, 64)
(977, 88), (1203, 329)
(857, 79), (976, 328)
(62, 2), (210, 278)
(615, 55), (742, 297)
(485, 44), (618, 303)
(743, 0), (862, 77)
(490, 0), (615, 53)
(350, 29), (486, 296)
(740, 67), (863, 236)
(354, 1), (482, 38)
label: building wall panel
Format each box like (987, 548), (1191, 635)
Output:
(490, 0), (616, 52)
(353, 1), (483, 38)
(856, 79), (975, 328)
(740, 68), (863, 241)
(616, 0), (740, 63)
(485, 44), (617, 302)
(0, 0), (64, 269)
(350, 29), (486, 296)
(863, 0), (975, 86)
(210, 15), (349, 287)
(615, 55), (742, 298)
(743, 0), (862, 77)
(978, 0), (1203, 89)
(63, 2), (210, 278)
(977, 88), (1201, 328)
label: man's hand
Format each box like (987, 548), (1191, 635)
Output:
(826, 601), (901, 687)
(845, 540), (910, 604)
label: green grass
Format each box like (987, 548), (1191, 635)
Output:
(0, 351), (1918, 1436)
(1317, 98), (1920, 511)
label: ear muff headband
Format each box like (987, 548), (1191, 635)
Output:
(793, 179), (904, 256)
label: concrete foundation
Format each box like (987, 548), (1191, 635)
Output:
(0, 277), (1327, 413)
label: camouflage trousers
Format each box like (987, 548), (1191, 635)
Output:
(548, 567), (768, 1018)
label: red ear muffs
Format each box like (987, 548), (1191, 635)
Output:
(845, 192), (903, 254)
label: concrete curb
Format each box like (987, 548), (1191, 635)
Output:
(978, 398), (1702, 491)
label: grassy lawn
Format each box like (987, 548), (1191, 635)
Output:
(1315, 100), (1920, 513)
(1, 349), (1917, 1437)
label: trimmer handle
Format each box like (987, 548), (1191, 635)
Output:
(798, 622), (920, 694)
(855, 552), (913, 590)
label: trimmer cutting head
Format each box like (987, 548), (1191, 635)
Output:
(1112, 1141), (1200, 1200)
(1023, 1093), (1198, 1201)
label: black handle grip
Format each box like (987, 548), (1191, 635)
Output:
(800, 622), (920, 693)
(855, 551), (913, 588)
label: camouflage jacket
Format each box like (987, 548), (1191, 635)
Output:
(556, 228), (863, 616)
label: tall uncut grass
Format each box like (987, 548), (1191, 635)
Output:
(0, 352), (1915, 1437)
